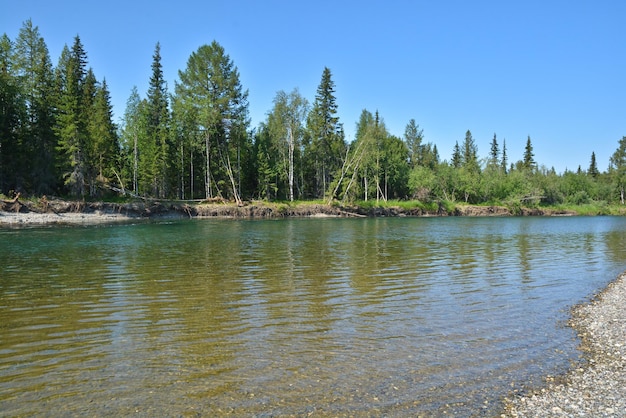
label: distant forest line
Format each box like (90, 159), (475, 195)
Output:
(2, 20), (626, 207)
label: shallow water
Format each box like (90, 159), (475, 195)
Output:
(1, 216), (625, 416)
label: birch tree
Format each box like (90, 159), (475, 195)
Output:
(267, 89), (308, 201)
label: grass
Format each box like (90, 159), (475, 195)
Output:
(4, 193), (626, 216)
(549, 202), (626, 216)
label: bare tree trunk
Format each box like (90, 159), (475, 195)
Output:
(180, 143), (184, 200)
(376, 153), (380, 204)
(133, 133), (138, 193)
(288, 127), (294, 202)
(364, 175), (368, 201)
(221, 145), (242, 205)
(205, 131), (211, 200)
(190, 148), (194, 199)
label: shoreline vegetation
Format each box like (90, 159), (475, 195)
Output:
(1, 195), (626, 227)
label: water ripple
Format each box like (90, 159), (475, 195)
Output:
(1, 217), (625, 416)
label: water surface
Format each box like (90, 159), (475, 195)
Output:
(1, 216), (625, 416)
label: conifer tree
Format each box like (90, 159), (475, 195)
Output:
(404, 118), (423, 168)
(0, 33), (26, 193)
(461, 129), (478, 170)
(174, 41), (249, 204)
(489, 133), (499, 168)
(88, 78), (118, 185)
(13, 19), (57, 193)
(523, 135), (536, 171)
(588, 151), (598, 178)
(305, 67), (345, 198)
(55, 36), (89, 196)
(451, 141), (462, 168)
(144, 42), (170, 198)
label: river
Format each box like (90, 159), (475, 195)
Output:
(1, 216), (625, 416)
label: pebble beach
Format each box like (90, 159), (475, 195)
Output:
(0, 210), (136, 226)
(505, 272), (626, 417)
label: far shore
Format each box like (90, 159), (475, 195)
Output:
(0, 197), (592, 227)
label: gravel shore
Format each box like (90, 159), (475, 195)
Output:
(0, 210), (137, 226)
(504, 272), (626, 417)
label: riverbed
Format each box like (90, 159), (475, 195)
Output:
(1, 217), (625, 416)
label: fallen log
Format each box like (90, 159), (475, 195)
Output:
(1, 193), (24, 213)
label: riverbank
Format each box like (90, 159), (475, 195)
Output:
(0, 196), (584, 226)
(504, 272), (626, 417)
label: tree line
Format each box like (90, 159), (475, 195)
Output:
(2, 20), (626, 206)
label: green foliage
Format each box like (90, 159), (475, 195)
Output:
(523, 135), (536, 171)
(304, 67), (345, 198)
(3, 19), (626, 212)
(609, 136), (626, 204)
(174, 41), (249, 204)
(409, 165), (437, 201)
(589, 151), (599, 178)
(404, 118), (423, 168)
(266, 89), (308, 201)
(143, 42), (171, 198)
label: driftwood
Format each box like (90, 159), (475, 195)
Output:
(1, 193), (24, 213)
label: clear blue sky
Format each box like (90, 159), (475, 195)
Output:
(3, 0), (625, 173)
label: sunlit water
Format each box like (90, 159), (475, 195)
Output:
(1, 216), (625, 416)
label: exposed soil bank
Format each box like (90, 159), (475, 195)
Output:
(0, 197), (578, 226)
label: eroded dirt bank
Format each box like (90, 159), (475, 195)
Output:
(0, 196), (577, 226)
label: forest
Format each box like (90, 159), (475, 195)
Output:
(2, 20), (626, 209)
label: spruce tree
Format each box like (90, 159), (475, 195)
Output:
(588, 151), (598, 178)
(0, 33), (26, 194)
(489, 133), (499, 168)
(451, 141), (461, 168)
(404, 118), (423, 168)
(523, 135), (536, 171)
(55, 37), (89, 196)
(88, 78), (118, 185)
(305, 67), (345, 198)
(13, 19), (57, 193)
(461, 129), (478, 171)
(144, 42), (170, 198)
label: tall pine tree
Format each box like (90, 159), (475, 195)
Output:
(55, 36), (89, 196)
(88, 78), (119, 186)
(489, 133), (499, 169)
(174, 41), (249, 203)
(404, 118), (423, 168)
(305, 67), (345, 198)
(143, 42), (170, 198)
(0, 33), (26, 194)
(523, 135), (536, 171)
(588, 151), (598, 178)
(13, 19), (57, 193)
